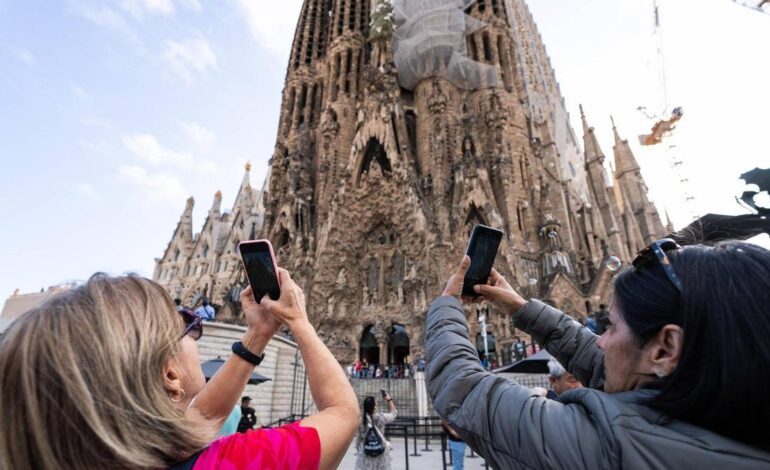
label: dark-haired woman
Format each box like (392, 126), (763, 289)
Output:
(427, 241), (770, 469)
(355, 394), (397, 470)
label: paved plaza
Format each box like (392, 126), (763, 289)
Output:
(339, 438), (491, 470)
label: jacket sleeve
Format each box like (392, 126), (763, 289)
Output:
(513, 299), (605, 390)
(426, 296), (607, 469)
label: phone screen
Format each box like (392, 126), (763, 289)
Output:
(463, 225), (504, 297)
(240, 242), (280, 303)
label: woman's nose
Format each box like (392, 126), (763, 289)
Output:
(595, 333), (606, 350)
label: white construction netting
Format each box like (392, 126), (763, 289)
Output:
(392, 0), (498, 91)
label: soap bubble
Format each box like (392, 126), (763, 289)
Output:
(605, 256), (622, 272)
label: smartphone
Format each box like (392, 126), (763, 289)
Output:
(239, 240), (280, 303)
(462, 225), (504, 297)
(380, 389), (388, 399)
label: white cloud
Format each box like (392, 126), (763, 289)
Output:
(70, 84), (89, 100)
(76, 183), (100, 200)
(233, 0), (302, 63)
(120, 0), (174, 19)
(123, 133), (194, 168)
(179, 121), (216, 152)
(75, 2), (141, 46)
(162, 36), (217, 84)
(177, 0), (202, 12)
(119, 165), (188, 203)
(80, 115), (114, 130)
(10, 46), (35, 66)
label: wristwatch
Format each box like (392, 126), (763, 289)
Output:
(231, 341), (265, 366)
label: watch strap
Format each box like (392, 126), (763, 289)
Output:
(231, 341), (265, 366)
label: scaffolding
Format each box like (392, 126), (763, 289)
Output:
(392, 0), (498, 90)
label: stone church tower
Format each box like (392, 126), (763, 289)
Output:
(155, 0), (666, 366)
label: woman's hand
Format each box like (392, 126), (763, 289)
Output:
(259, 269), (309, 330)
(240, 286), (281, 339)
(442, 256), (483, 303)
(473, 269), (527, 314)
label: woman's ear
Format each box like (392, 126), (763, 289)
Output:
(162, 357), (184, 402)
(644, 324), (684, 377)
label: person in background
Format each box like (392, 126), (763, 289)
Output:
(546, 358), (583, 399)
(0, 269), (359, 469)
(584, 314), (598, 334)
(355, 394), (397, 470)
(174, 298), (184, 312)
(218, 405), (242, 437)
(195, 298), (215, 321)
(442, 420), (466, 470)
(594, 304), (610, 335)
(237, 396), (258, 433)
(427, 241), (770, 468)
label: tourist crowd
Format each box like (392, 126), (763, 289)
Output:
(0, 239), (769, 469)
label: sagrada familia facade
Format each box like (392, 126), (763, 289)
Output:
(154, 0), (668, 365)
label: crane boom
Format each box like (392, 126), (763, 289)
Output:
(731, 0), (770, 14)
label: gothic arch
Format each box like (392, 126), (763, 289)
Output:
(388, 324), (410, 365)
(359, 324), (379, 365)
(464, 204), (489, 237)
(359, 138), (391, 177)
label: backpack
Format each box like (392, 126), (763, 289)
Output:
(362, 415), (386, 457)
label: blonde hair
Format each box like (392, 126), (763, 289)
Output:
(0, 274), (211, 470)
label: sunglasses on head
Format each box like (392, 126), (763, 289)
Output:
(632, 238), (683, 292)
(178, 308), (203, 341)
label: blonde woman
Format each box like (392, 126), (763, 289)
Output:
(0, 269), (358, 469)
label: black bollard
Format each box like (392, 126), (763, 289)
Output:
(403, 425), (410, 470)
(422, 419), (433, 452)
(410, 420), (421, 457)
(442, 433), (449, 468)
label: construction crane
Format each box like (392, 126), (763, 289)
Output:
(731, 0), (770, 15)
(637, 0), (683, 147)
(638, 0), (698, 222)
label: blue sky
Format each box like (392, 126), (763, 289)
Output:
(1, 0), (768, 297)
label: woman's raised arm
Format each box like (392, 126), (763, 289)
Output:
(261, 269), (359, 470)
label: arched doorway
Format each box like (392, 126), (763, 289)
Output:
(388, 324), (410, 365)
(359, 325), (379, 365)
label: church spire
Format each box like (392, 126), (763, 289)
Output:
(210, 190), (222, 215)
(611, 117), (666, 244)
(289, 0), (332, 72)
(232, 162), (254, 211)
(580, 104), (604, 164)
(611, 116), (641, 178)
(181, 196), (194, 241)
(581, 106), (630, 261)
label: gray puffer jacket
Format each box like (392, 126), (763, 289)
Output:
(425, 296), (770, 469)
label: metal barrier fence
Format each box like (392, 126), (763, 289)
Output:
(349, 364), (416, 379)
(384, 416), (490, 469)
(264, 413), (492, 468)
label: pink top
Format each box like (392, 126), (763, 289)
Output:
(193, 422), (321, 470)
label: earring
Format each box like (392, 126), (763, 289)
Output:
(652, 369), (665, 378)
(170, 389), (186, 403)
